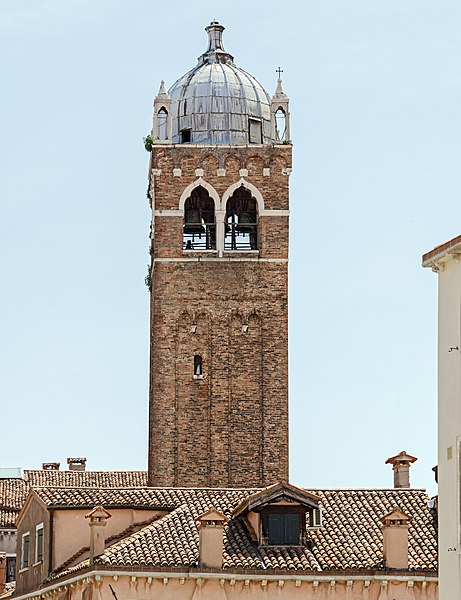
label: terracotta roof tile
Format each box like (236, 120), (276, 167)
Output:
(422, 233), (461, 264)
(0, 471), (147, 529)
(24, 470), (147, 488)
(0, 479), (28, 527)
(52, 486), (437, 577)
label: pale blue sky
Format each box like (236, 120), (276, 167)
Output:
(1, 0), (460, 495)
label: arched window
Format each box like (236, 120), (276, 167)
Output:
(194, 355), (202, 376)
(157, 107), (168, 140)
(183, 186), (216, 250)
(275, 107), (287, 142)
(225, 185), (258, 251)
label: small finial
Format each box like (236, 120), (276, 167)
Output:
(157, 80), (168, 98)
(276, 67), (284, 80)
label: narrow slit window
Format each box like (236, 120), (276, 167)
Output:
(194, 355), (202, 376)
(36, 523), (44, 563)
(249, 119), (262, 144)
(21, 532), (30, 569)
(275, 107), (287, 142)
(157, 107), (168, 140)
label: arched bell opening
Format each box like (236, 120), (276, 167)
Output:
(224, 185), (258, 251)
(183, 186), (216, 250)
(275, 107), (287, 142)
(157, 107), (168, 140)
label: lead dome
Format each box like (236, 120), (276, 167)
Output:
(152, 22), (290, 146)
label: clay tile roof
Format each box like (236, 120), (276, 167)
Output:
(0, 478), (28, 527)
(23, 470), (147, 488)
(422, 233), (461, 265)
(53, 486), (437, 578)
(310, 489), (437, 571)
(32, 486), (180, 508)
(0, 471), (147, 529)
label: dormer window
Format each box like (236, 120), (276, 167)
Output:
(232, 482), (322, 549)
(261, 507), (305, 545)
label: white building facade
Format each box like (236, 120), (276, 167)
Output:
(423, 234), (461, 600)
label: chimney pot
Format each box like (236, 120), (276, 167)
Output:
(67, 457), (87, 471)
(385, 451), (417, 488)
(42, 462), (60, 471)
(196, 508), (228, 568)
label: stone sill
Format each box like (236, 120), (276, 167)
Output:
(183, 250), (218, 257)
(224, 251), (260, 257)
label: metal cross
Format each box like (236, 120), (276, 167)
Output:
(276, 67), (284, 79)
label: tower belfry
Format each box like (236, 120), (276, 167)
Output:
(147, 22), (291, 488)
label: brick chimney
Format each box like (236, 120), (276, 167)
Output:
(385, 451), (417, 488)
(0, 552), (6, 596)
(196, 508), (228, 568)
(42, 462), (60, 471)
(381, 508), (412, 569)
(67, 457), (87, 471)
(85, 506), (111, 564)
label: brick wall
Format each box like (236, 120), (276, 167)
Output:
(148, 144), (291, 488)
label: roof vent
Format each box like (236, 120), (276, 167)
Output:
(67, 457), (87, 472)
(385, 451), (417, 488)
(42, 462), (60, 471)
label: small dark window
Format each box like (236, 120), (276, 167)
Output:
(194, 355), (202, 376)
(21, 533), (30, 569)
(261, 507), (305, 546)
(181, 129), (191, 143)
(249, 119), (262, 144)
(36, 524), (44, 562)
(268, 513), (301, 545)
(6, 557), (16, 583)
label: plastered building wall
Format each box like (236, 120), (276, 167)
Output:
(27, 573), (438, 600)
(436, 255), (461, 600)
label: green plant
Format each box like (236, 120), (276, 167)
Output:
(143, 134), (154, 152)
(145, 264), (152, 291)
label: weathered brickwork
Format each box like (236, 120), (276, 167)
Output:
(148, 145), (291, 488)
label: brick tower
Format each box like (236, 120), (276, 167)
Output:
(147, 22), (292, 488)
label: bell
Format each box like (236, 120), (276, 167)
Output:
(236, 212), (254, 233)
(184, 207), (205, 235)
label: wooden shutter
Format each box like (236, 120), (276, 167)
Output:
(268, 513), (284, 544)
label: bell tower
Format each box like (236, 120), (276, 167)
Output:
(147, 22), (292, 488)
